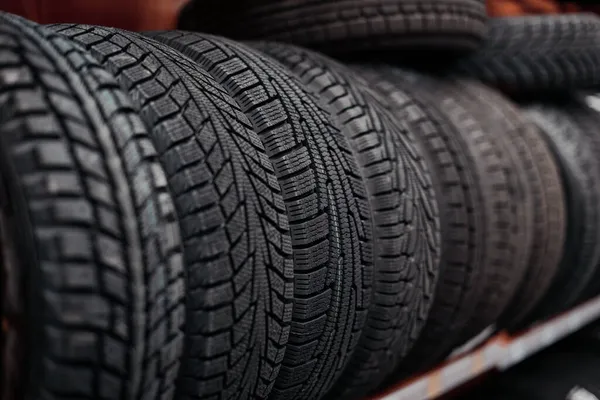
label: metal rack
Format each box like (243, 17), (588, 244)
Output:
(373, 295), (600, 400)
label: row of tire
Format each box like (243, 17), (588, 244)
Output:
(2, 8), (600, 400)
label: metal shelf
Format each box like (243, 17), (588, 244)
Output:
(373, 295), (600, 400)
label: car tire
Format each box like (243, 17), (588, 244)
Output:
(452, 14), (600, 94)
(48, 24), (296, 400)
(178, 0), (488, 55)
(146, 31), (373, 400)
(253, 42), (441, 400)
(0, 14), (184, 400)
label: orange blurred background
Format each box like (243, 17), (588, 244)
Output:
(0, 0), (188, 30)
(0, 0), (598, 31)
(488, 0), (596, 16)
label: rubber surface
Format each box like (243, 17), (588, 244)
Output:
(449, 80), (534, 342)
(146, 31), (372, 400)
(356, 66), (522, 372)
(49, 24), (295, 400)
(178, 0), (488, 55)
(452, 14), (600, 93)
(253, 43), (441, 400)
(0, 14), (184, 400)
(572, 94), (600, 301)
(524, 100), (600, 319)
(487, 95), (566, 330)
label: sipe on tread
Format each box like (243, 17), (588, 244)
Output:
(48, 24), (295, 400)
(145, 31), (372, 400)
(0, 13), (184, 400)
(252, 42), (441, 400)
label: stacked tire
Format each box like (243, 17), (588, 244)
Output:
(1, 12), (440, 400)
(1, 4), (600, 400)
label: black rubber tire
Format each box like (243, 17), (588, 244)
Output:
(355, 66), (521, 373)
(451, 14), (600, 94)
(523, 101), (600, 319)
(488, 98), (566, 331)
(145, 31), (372, 400)
(253, 43), (441, 400)
(451, 81), (565, 331)
(0, 14), (184, 400)
(177, 0), (488, 55)
(570, 94), (600, 302)
(448, 80), (534, 342)
(48, 25), (296, 400)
